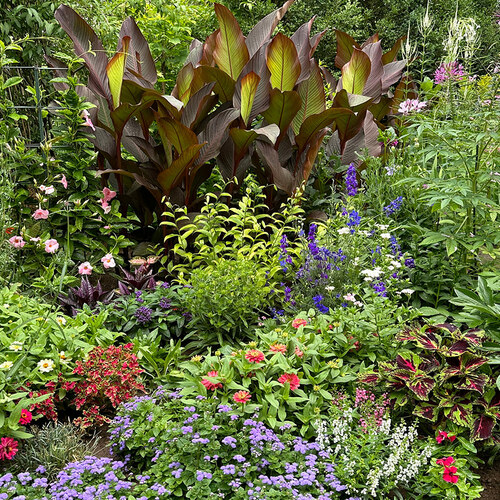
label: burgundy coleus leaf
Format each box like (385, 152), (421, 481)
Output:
(388, 380), (407, 391)
(413, 404), (439, 422)
(462, 353), (488, 373)
(435, 323), (459, 334)
(462, 328), (484, 346)
(471, 414), (495, 441)
(446, 339), (470, 356)
(444, 402), (473, 427)
(419, 355), (440, 374)
(358, 372), (379, 384)
(408, 375), (435, 400)
(396, 327), (419, 342)
(415, 331), (440, 351)
(390, 369), (412, 382)
(456, 374), (489, 394)
(395, 354), (417, 372)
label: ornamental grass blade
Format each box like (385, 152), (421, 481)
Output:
(335, 30), (360, 69)
(341, 48), (371, 95)
(107, 36), (130, 109)
(292, 62), (326, 134)
(239, 71), (261, 125)
(246, 0), (296, 57)
(119, 17), (157, 84)
(213, 3), (249, 80)
(266, 33), (301, 92)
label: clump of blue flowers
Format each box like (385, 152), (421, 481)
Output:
(345, 163), (358, 196)
(383, 196), (403, 216)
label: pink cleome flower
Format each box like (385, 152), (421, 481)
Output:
(398, 99), (427, 116)
(434, 61), (465, 85)
(233, 390), (251, 404)
(201, 370), (223, 391)
(8, 236), (26, 249)
(32, 209), (49, 220)
(0, 437), (18, 460)
(245, 349), (265, 363)
(278, 373), (300, 391)
(78, 262), (93, 275)
(44, 239), (59, 254)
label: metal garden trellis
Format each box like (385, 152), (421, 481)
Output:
(3, 65), (68, 148)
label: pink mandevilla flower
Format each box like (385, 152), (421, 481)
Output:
(82, 109), (95, 131)
(32, 208), (49, 220)
(101, 253), (116, 269)
(78, 262), (93, 275)
(60, 175), (68, 189)
(9, 236), (26, 248)
(40, 185), (55, 195)
(44, 239), (59, 253)
(102, 187), (117, 202)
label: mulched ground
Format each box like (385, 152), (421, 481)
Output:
(479, 460), (500, 500)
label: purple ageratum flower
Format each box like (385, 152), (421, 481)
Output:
(134, 306), (152, 324)
(222, 436), (237, 448)
(345, 163), (358, 196)
(384, 196), (404, 216)
(221, 464), (236, 475)
(434, 61), (465, 84)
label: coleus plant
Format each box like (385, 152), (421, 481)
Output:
(359, 324), (500, 442)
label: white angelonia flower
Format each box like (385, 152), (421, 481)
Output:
(380, 232), (391, 239)
(337, 227), (350, 235)
(391, 260), (402, 268)
(401, 289), (415, 295)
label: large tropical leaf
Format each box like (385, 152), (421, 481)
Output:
(54, 5), (111, 104)
(246, 0), (296, 57)
(239, 71), (261, 125)
(335, 30), (360, 69)
(381, 35), (406, 65)
(157, 117), (198, 155)
(181, 83), (217, 129)
(192, 66), (236, 103)
(174, 63), (195, 105)
(266, 33), (301, 92)
(262, 89), (301, 137)
(292, 62), (325, 134)
(213, 3), (249, 80)
(341, 48), (371, 95)
(118, 17), (157, 84)
(107, 36), (130, 109)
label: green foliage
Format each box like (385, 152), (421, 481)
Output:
(183, 257), (269, 344)
(9, 421), (99, 480)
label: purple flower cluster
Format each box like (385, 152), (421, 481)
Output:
(383, 196), (403, 216)
(279, 234), (293, 272)
(434, 61), (465, 84)
(345, 163), (358, 196)
(346, 210), (361, 233)
(134, 306), (152, 324)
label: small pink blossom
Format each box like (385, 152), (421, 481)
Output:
(39, 185), (55, 195)
(78, 262), (93, 275)
(32, 209), (49, 220)
(30, 237), (41, 243)
(101, 253), (116, 269)
(434, 61), (465, 85)
(44, 239), (59, 253)
(81, 109), (95, 131)
(101, 200), (112, 214)
(102, 187), (117, 203)
(398, 99), (427, 116)
(60, 175), (68, 189)
(9, 236), (26, 248)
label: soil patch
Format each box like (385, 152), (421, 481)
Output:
(480, 460), (500, 499)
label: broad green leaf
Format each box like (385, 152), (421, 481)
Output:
(266, 33), (301, 92)
(240, 71), (260, 125)
(106, 36), (131, 109)
(157, 143), (205, 196)
(262, 89), (301, 136)
(341, 48), (371, 95)
(230, 124), (279, 159)
(335, 29), (360, 69)
(175, 63), (195, 105)
(192, 66), (236, 103)
(292, 62), (326, 134)
(2, 76), (23, 90)
(213, 3), (249, 80)
(157, 117), (198, 155)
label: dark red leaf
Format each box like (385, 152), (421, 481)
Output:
(471, 415), (495, 441)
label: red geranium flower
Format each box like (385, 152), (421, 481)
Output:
(0, 437), (18, 460)
(5, 227), (15, 235)
(201, 370), (223, 391)
(269, 343), (287, 354)
(245, 349), (265, 363)
(233, 390), (251, 404)
(19, 409), (33, 425)
(292, 318), (307, 329)
(443, 466), (459, 484)
(278, 373), (300, 391)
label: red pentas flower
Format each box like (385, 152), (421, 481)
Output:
(292, 318), (307, 329)
(233, 391), (251, 404)
(245, 349), (265, 363)
(278, 373), (300, 391)
(201, 371), (223, 391)
(19, 409), (32, 425)
(0, 437), (18, 460)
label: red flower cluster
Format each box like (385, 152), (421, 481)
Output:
(0, 437), (18, 460)
(201, 370), (223, 391)
(436, 456), (459, 484)
(269, 343), (287, 354)
(436, 430), (456, 444)
(278, 373), (300, 391)
(245, 349), (265, 363)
